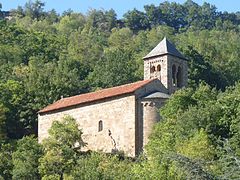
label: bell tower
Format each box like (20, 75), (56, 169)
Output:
(143, 37), (188, 94)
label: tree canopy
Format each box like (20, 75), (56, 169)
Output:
(0, 0), (240, 179)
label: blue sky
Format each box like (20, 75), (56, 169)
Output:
(1, 0), (239, 18)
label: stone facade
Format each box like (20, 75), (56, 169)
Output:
(38, 38), (188, 157)
(144, 55), (188, 94)
(144, 55), (168, 86)
(39, 95), (137, 156)
(39, 79), (168, 156)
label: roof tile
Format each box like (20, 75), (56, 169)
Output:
(39, 79), (155, 114)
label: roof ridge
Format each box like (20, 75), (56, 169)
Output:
(39, 78), (156, 114)
(62, 78), (154, 100)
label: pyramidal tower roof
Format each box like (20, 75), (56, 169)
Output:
(143, 37), (186, 60)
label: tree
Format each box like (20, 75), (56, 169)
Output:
(145, 84), (221, 178)
(69, 152), (133, 179)
(123, 8), (150, 31)
(24, 0), (45, 20)
(183, 46), (227, 89)
(67, 29), (105, 67)
(0, 104), (7, 142)
(108, 27), (133, 48)
(46, 9), (59, 23)
(146, 81), (240, 178)
(88, 47), (139, 90)
(12, 136), (43, 180)
(24, 57), (89, 111)
(57, 13), (85, 35)
(0, 80), (33, 139)
(217, 140), (240, 179)
(0, 143), (14, 179)
(39, 116), (85, 179)
(144, 4), (162, 27)
(0, 3), (2, 19)
(86, 9), (117, 33)
(159, 1), (187, 30)
(177, 129), (215, 161)
(10, 6), (25, 18)
(68, 152), (104, 179)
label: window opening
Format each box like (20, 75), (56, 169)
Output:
(98, 120), (103, 132)
(177, 66), (182, 87)
(172, 64), (176, 86)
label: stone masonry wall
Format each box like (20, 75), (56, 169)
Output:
(167, 55), (188, 94)
(144, 55), (188, 94)
(144, 56), (168, 89)
(134, 79), (168, 154)
(141, 99), (165, 148)
(38, 95), (136, 156)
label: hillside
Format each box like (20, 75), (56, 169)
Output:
(0, 0), (240, 179)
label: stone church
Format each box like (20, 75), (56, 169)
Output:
(38, 37), (188, 157)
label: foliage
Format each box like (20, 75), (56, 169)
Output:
(69, 152), (132, 179)
(216, 140), (240, 179)
(0, 0), (240, 139)
(177, 129), (215, 161)
(0, 143), (14, 180)
(0, 0), (240, 179)
(123, 8), (149, 32)
(146, 83), (240, 178)
(88, 47), (139, 89)
(39, 116), (85, 179)
(12, 136), (43, 180)
(0, 104), (7, 142)
(0, 80), (35, 138)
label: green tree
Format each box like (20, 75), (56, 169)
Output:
(69, 152), (104, 179)
(0, 143), (14, 179)
(46, 9), (59, 23)
(144, 4), (162, 27)
(12, 136), (43, 180)
(146, 84), (220, 178)
(67, 29), (105, 67)
(57, 13), (85, 35)
(183, 46), (227, 89)
(159, 1), (187, 30)
(177, 129), (215, 161)
(86, 9), (117, 33)
(24, 0), (45, 20)
(0, 3), (3, 20)
(108, 27), (133, 48)
(24, 58), (89, 111)
(69, 152), (132, 180)
(0, 80), (34, 138)
(39, 116), (85, 179)
(0, 104), (7, 142)
(217, 140), (240, 179)
(123, 8), (150, 32)
(88, 48), (138, 90)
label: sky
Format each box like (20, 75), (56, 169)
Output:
(1, 0), (240, 18)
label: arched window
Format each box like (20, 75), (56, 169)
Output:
(177, 66), (182, 87)
(98, 120), (103, 132)
(172, 64), (176, 86)
(157, 65), (161, 72)
(150, 66), (156, 73)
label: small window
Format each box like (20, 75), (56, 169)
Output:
(177, 66), (182, 88)
(172, 64), (176, 86)
(98, 120), (103, 132)
(150, 66), (156, 73)
(157, 65), (161, 72)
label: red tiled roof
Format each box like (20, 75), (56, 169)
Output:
(39, 79), (155, 114)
